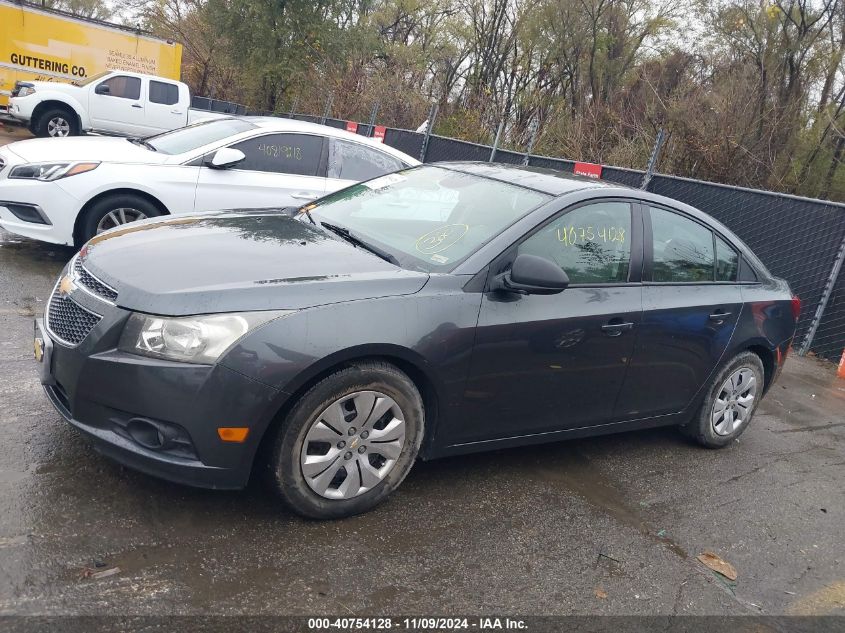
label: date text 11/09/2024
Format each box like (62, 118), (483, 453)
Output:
(307, 618), (528, 630)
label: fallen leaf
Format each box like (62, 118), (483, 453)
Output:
(90, 566), (120, 579)
(595, 587), (608, 599)
(697, 551), (737, 581)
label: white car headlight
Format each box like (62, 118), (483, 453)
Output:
(16, 86), (35, 98)
(119, 311), (294, 364)
(8, 161), (100, 181)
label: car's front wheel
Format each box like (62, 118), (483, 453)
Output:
(35, 107), (79, 137)
(267, 361), (424, 519)
(78, 193), (164, 245)
(683, 350), (765, 448)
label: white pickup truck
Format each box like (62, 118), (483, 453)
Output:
(7, 70), (224, 138)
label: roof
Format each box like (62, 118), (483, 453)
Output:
(241, 116), (420, 164)
(434, 161), (621, 196)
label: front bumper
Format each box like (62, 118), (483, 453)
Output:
(0, 177), (81, 245)
(7, 96), (34, 123)
(35, 279), (285, 489)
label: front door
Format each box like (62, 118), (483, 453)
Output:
(452, 200), (643, 445)
(88, 75), (145, 135)
(614, 204), (744, 419)
(194, 132), (327, 212)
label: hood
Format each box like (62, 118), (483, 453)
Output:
(26, 80), (82, 96)
(7, 136), (169, 164)
(79, 212), (429, 315)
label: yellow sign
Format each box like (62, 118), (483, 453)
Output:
(0, 0), (182, 107)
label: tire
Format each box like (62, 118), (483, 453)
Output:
(682, 351), (765, 448)
(267, 361), (425, 519)
(78, 193), (164, 245)
(35, 107), (79, 138)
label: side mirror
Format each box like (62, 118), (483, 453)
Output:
(206, 147), (246, 169)
(492, 254), (570, 295)
(95, 83), (110, 95)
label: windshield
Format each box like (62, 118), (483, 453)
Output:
(307, 165), (551, 272)
(145, 119), (258, 155)
(73, 71), (111, 87)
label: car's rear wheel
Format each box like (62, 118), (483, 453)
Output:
(267, 361), (424, 519)
(683, 351), (764, 448)
(78, 194), (163, 245)
(35, 107), (79, 138)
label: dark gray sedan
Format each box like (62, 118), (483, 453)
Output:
(34, 163), (799, 518)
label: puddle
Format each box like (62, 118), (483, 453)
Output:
(526, 446), (689, 559)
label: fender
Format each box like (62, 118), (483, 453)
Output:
(30, 90), (91, 129)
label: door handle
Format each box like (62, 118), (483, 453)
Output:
(601, 321), (634, 337)
(131, 104), (142, 109)
(171, 109), (183, 114)
(709, 311), (732, 323)
(291, 192), (318, 200)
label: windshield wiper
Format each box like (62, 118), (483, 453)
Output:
(319, 221), (400, 266)
(127, 137), (157, 151)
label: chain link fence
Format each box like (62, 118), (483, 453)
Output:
(192, 97), (845, 364)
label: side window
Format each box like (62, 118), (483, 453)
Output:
(327, 139), (403, 181)
(99, 76), (141, 100)
(517, 201), (632, 284)
(149, 80), (179, 105)
(650, 207), (714, 282)
(715, 234), (739, 282)
(229, 134), (323, 176)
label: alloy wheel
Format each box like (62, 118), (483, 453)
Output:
(712, 368), (757, 436)
(47, 117), (71, 137)
(95, 208), (148, 233)
(300, 390), (406, 500)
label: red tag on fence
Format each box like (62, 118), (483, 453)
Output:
(373, 125), (386, 143)
(345, 121), (358, 133)
(574, 162), (602, 179)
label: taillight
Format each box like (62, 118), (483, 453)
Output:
(791, 295), (801, 323)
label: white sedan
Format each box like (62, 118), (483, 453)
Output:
(0, 117), (419, 246)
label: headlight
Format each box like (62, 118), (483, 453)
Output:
(16, 86), (35, 98)
(118, 311), (294, 364)
(9, 161), (100, 181)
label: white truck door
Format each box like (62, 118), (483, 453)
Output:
(194, 132), (327, 212)
(145, 80), (188, 133)
(88, 75), (147, 135)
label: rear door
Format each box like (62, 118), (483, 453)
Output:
(451, 199), (644, 444)
(88, 75), (146, 135)
(194, 132), (327, 211)
(144, 79), (187, 133)
(614, 203), (744, 420)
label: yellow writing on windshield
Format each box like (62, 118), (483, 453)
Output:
(416, 224), (469, 254)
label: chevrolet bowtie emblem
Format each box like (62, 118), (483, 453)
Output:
(58, 275), (76, 296)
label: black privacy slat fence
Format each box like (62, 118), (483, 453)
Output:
(193, 99), (845, 363)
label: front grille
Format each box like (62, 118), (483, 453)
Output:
(74, 258), (118, 302)
(0, 155), (6, 174)
(47, 292), (101, 346)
